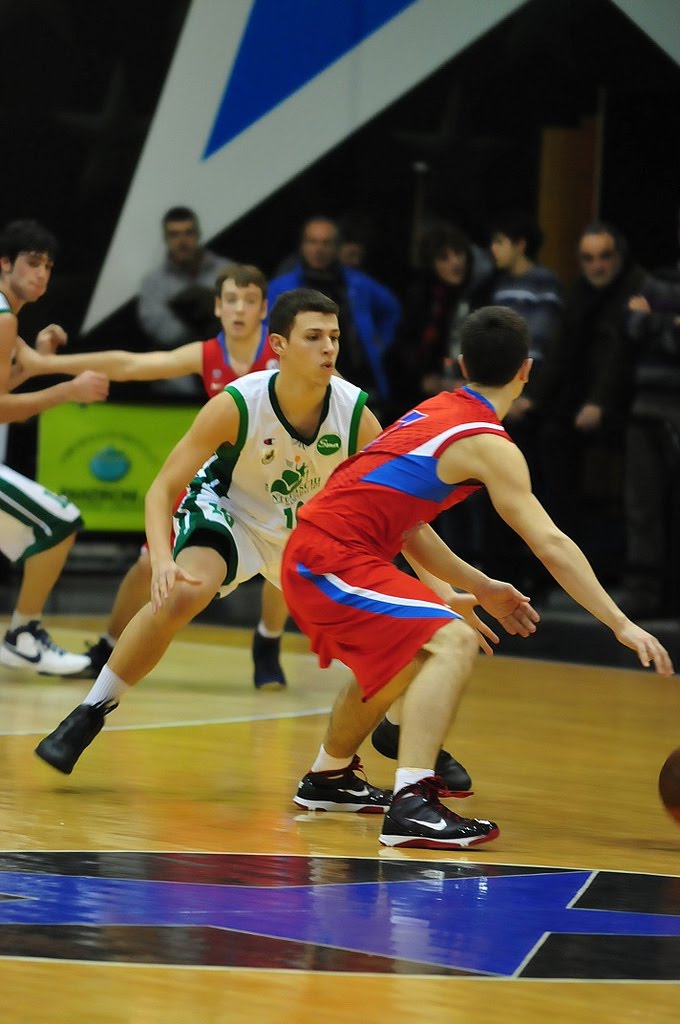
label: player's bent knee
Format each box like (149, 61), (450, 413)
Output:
(424, 619), (478, 671)
(157, 580), (214, 627)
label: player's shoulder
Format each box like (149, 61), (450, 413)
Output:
(225, 368), (276, 396)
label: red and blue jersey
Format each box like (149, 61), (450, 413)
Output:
(201, 325), (277, 397)
(297, 386), (512, 560)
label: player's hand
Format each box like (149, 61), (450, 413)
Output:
(35, 323), (68, 354)
(614, 620), (674, 676)
(150, 559), (201, 612)
(68, 370), (109, 404)
(475, 578), (540, 637)
(448, 592), (499, 656)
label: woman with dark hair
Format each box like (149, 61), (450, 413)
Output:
(386, 221), (489, 420)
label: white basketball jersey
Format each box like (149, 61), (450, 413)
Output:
(194, 370), (367, 540)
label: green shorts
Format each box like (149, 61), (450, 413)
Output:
(0, 464), (82, 562)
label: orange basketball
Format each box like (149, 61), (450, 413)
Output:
(658, 748), (680, 824)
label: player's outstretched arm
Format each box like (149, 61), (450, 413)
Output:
(0, 370), (109, 423)
(18, 339), (203, 384)
(146, 391), (239, 612)
(401, 522), (539, 637)
(477, 438), (674, 676)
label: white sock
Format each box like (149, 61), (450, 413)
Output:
(257, 622), (282, 640)
(11, 611), (36, 630)
(82, 664), (130, 706)
(311, 744), (353, 773)
(395, 768), (435, 793)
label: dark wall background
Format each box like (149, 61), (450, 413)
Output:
(2, 0), (679, 348)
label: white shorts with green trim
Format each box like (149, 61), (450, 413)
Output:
(172, 481), (282, 598)
(0, 464), (82, 562)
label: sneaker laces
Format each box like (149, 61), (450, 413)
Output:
(415, 775), (468, 815)
(32, 624), (68, 655)
(313, 754), (366, 781)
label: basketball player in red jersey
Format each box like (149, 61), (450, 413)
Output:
(282, 306), (673, 850)
(23, 264), (288, 688)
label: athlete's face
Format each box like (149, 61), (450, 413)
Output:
(274, 311), (339, 381)
(215, 279), (267, 338)
(0, 251), (53, 303)
(578, 232), (621, 289)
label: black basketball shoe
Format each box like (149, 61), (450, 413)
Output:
(252, 631), (287, 690)
(34, 701), (118, 775)
(379, 776), (499, 849)
(75, 636), (114, 679)
(294, 755), (392, 813)
(371, 717), (473, 796)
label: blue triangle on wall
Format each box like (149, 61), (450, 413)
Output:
(203, 0), (418, 158)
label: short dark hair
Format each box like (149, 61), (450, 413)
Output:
(419, 221), (470, 270)
(460, 306), (529, 386)
(0, 219), (58, 262)
(268, 288), (339, 338)
(579, 220), (624, 254)
(162, 206), (198, 229)
(491, 210), (544, 260)
(215, 263), (268, 299)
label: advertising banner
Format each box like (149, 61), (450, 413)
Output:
(37, 403), (199, 532)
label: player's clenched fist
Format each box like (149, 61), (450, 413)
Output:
(68, 370), (109, 403)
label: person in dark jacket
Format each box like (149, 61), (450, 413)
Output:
(268, 216), (401, 414)
(619, 228), (680, 617)
(540, 222), (646, 569)
(385, 221), (491, 421)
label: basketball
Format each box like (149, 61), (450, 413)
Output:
(658, 748), (680, 823)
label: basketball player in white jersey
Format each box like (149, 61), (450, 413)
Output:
(35, 289), (386, 772)
(0, 219), (108, 675)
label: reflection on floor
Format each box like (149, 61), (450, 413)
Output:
(2, 620), (680, 1022)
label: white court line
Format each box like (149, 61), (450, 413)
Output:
(0, 705), (332, 738)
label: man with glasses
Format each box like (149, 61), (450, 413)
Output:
(540, 222), (646, 567)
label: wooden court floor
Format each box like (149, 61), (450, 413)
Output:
(1, 615), (680, 1023)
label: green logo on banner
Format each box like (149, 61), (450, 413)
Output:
(317, 434), (341, 455)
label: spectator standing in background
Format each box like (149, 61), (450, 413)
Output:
(268, 216), (401, 416)
(137, 206), (226, 399)
(479, 211), (563, 590)
(619, 210), (680, 618)
(487, 210), (562, 427)
(540, 222), (646, 572)
(386, 221), (491, 420)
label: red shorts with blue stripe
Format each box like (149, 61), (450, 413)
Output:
(281, 523), (459, 700)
